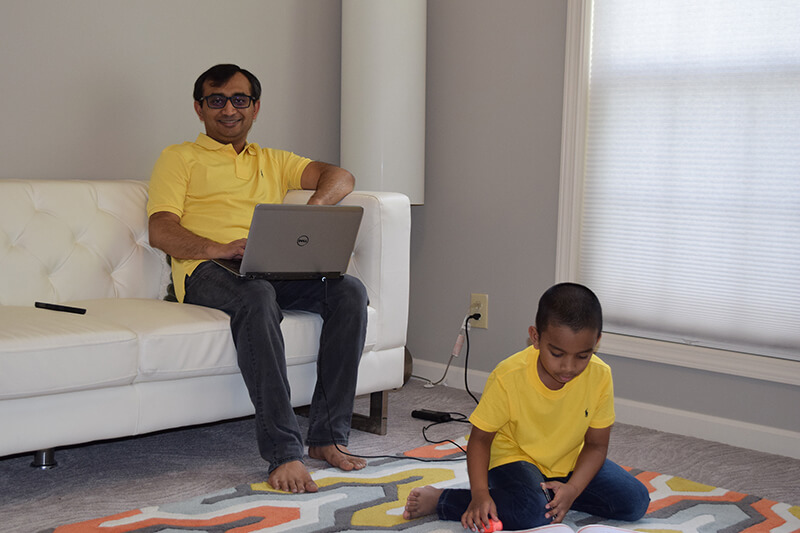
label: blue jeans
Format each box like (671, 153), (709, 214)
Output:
(437, 459), (650, 530)
(184, 261), (368, 473)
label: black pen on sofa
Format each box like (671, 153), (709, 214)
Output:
(34, 302), (87, 315)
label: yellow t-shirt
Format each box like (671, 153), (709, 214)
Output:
(469, 345), (615, 478)
(147, 134), (311, 301)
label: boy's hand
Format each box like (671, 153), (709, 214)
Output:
(543, 425), (612, 523)
(460, 490), (498, 532)
(543, 481), (579, 523)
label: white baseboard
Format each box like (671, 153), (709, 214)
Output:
(411, 358), (800, 460)
(411, 358), (490, 393)
(614, 398), (800, 460)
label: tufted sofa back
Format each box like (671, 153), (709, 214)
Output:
(0, 180), (170, 306)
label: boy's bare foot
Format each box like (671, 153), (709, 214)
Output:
(308, 444), (367, 471)
(403, 485), (443, 520)
(268, 460), (319, 493)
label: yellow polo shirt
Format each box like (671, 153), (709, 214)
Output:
(470, 345), (615, 478)
(147, 134), (311, 301)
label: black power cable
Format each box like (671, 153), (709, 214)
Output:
(463, 313), (482, 404)
(315, 277), (468, 464)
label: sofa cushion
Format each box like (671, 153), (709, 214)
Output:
(0, 298), (379, 399)
(73, 299), (239, 382)
(275, 306), (378, 362)
(72, 299), (375, 380)
(0, 306), (138, 400)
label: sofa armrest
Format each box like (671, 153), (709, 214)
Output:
(283, 190), (410, 351)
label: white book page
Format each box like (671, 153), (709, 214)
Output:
(517, 525), (635, 533)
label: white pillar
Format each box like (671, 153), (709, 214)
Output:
(341, 0), (426, 204)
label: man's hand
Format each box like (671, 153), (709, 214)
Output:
(210, 238), (247, 260)
(461, 489), (498, 532)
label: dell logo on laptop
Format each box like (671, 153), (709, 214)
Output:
(297, 235), (309, 246)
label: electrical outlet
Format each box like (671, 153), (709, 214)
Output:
(469, 293), (488, 329)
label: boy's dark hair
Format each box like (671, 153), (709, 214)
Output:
(193, 64), (262, 102)
(535, 282), (602, 335)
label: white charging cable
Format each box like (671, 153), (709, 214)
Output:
(419, 315), (471, 388)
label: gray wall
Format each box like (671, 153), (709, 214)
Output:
(0, 0), (342, 181)
(1, 1), (796, 448)
(408, 0), (567, 376)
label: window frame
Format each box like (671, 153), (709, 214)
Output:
(556, 0), (800, 386)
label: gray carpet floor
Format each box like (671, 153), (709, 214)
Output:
(1, 378), (798, 532)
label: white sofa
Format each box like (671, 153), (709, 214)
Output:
(0, 179), (410, 466)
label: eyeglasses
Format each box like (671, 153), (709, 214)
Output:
(199, 94), (256, 109)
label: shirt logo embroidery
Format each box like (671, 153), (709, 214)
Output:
(585, 409), (589, 417)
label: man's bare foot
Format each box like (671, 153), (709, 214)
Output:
(403, 485), (443, 520)
(308, 444), (367, 471)
(268, 460), (318, 493)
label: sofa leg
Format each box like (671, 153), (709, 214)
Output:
(294, 390), (389, 435)
(31, 448), (58, 469)
(351, 390), (388, 435)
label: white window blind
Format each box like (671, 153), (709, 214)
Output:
(577, 0), (800, 361)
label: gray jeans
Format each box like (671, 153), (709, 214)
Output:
(184, 261), (368, 472)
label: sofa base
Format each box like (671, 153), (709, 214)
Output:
(351, 390), (389, 435)
(28, 388), (392, 469)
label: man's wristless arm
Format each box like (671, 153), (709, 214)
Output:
(302, 161), (355, 205)
(148, 211), (245, 260)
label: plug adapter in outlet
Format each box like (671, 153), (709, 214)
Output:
(469, 293), (488, 328)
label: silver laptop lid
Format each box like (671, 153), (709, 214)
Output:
(221, 203), (363, 280)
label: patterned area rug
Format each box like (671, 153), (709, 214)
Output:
(48, 441), (800, 533)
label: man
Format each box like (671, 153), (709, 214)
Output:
(147, 64), (368, 494)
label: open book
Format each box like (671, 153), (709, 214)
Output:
(518, 525), (636, 533)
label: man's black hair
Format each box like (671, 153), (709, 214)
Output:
(535, 282), (603, 336)
(193, 64), (262, 102)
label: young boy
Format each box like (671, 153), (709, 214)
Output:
(403, 283), (650, 531)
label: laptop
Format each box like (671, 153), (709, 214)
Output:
(213, 203), (364, 280)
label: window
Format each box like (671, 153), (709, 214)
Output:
(558, 0), (800, 383)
